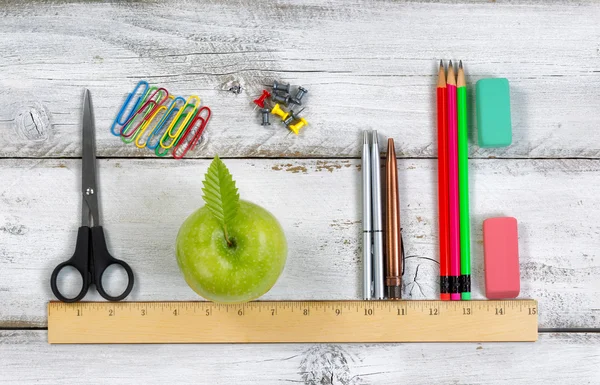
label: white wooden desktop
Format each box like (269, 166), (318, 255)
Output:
(0, 1), (598, 383)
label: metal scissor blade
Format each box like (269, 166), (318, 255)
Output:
(81, 89), (100, 227)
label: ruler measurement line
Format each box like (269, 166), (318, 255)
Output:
(48, 300), (537, 344)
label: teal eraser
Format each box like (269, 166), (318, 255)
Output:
(476, 78), (512, 148)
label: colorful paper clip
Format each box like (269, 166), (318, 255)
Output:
(145, 97), (186, 150)
(134, 95), (175, 148)
(157, 95), (200, 153)
(172, 106), (211, 159)
(110, 80), (149, 136)
(120, 87), (169, 140)
(110, 81), (211, 159)
(120, 85), (160, 142)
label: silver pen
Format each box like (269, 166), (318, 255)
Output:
(362, 131), (373, 300)
(371, 130), (385, 299)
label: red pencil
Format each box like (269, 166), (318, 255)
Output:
(447, 61), (461, 301)
(437, 61), (450, 301)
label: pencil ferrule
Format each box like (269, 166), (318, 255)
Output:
(449, 276), (460, 294)
(440, 276), (450, 294)
(460, 275), (471, 293)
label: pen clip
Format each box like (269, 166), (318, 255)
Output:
(401, 234), (406, 276)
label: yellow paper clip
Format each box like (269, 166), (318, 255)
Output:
(159, 95), (201, 150)
(289, 118), (308, 135)
(134, 95), (174, 148)
(271, 103), (289, 121)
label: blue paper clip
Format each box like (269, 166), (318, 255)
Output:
(110, 80), (149, 136)
(146, 96), (186, 150)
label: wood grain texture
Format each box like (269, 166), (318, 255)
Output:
(0, 158), (598, 328)
(1, 330), (598, 384)
(1, 1), (599, 158)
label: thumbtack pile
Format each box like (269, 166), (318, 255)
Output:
(253, 81), (309, 135)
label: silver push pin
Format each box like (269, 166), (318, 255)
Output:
(272, 92), (291, 106)
(291, 86), (308, 105)
(260, 108), (271, 126)
(272, 80), (291, 94)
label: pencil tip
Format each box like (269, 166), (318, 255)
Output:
(439, 59), (443, 67)
(449, 60), (453, 66)
(459, 60), (463, 69)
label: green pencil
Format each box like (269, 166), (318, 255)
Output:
(457, 61), (471, 300)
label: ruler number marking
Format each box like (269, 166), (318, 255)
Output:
(528, 307), (537, 315)
(50, 300), (537, 343)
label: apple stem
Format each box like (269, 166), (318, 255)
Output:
(223, 225), (234, 248)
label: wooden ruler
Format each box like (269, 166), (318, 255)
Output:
(48, 300), (538, 343)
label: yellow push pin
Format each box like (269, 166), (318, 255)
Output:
(270, 103), (289, 121)
(289, 118), (308, 135)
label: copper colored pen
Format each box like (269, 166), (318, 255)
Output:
(385, 138), (402, 299)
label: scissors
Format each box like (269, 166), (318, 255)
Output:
(51, 89), (135, 302)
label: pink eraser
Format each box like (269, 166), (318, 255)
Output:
(483, 217), (520, 299)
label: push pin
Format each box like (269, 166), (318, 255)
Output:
(289, 118), (308, 135)
(283, 113), (296, 126)
(291, 86), (308, 105)
(271, 103), (290, 121)
(272, 80), (291, 94)
(260, 108), (271, 126)
(228, 80), (242, 94)
(283, 109), (303, 126)
(253, 90), (271, 108)
(271, 92), (290, 106)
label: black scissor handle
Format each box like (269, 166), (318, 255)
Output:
(91, 226), (134, 301)
(50, 227), (91, 303)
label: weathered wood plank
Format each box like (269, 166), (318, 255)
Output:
(0, 331), (598, 384)
(0, 158), (598, 328)
(1, 1), (599, 158)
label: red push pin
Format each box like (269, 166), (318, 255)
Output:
(253, 89), (271, 108)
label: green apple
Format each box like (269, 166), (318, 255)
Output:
(176, 200), (287, 303)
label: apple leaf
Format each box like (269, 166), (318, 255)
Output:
(202, 155), (240, 244)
